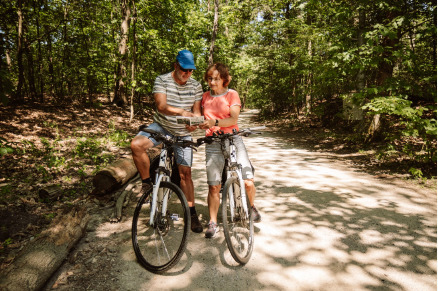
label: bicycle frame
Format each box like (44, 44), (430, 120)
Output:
(149, 146), (172, 226)
(222, 138), (249, 221)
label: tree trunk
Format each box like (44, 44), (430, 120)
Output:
(357, 8), (365, 92)
(46, 27), (56, 98)
(0, 206), (89, 291)
(305, 15), (312, 115)
(92, 147), (161, 195)
(35, 0), (44, 102)
(130, 0), (137, 122)
(344, 8), (365, 121)
(25, 43), (37, 102)
(16, 0), (25, 103)
(61, 3), (70, 98)
(92, 157), (138, 195)
(113, 0), (130, 106)
(208, 0), (219, 65)
(365, 14), (400, 141)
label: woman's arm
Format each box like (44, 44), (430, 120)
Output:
(200, 105), (240, 129)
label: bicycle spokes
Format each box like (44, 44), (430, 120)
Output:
(132, 182), (189, 273)
(222, 177), (254, 264)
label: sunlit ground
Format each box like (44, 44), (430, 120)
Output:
(92, 111), (436, 291)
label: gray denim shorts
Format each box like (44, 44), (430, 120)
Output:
(205, 135), (254, 185)
(137, 123), (193, 167)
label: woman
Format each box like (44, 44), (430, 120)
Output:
(199, 63), (261, 238)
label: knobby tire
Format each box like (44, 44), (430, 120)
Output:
(222, 176), (254, 264)
(132, 181), (190, 273)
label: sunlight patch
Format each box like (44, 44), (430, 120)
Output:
(96, 220), (131, 238)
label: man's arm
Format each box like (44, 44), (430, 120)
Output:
(192, 100), (201, 117)
(154, 92), (194, 117)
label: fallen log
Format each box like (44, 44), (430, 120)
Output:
(38, 185), (63, 202)
(92, 148), (161, 196)
(92, 157), (138, 195)
(0, 205), (89, 291)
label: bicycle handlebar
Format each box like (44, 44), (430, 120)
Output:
(196, 126), (266, 146)
(138, 126), (200, 150)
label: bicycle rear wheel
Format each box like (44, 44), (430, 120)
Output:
(222, 176), (254, 264)
(132, 181), (190, 273)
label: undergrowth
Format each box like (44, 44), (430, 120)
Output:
(0, 121), (131, 205)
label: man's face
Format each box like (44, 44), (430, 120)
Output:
(174, 63), (193, 85)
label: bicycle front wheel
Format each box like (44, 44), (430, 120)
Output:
(222, 176), (254, 264)
(132, 181), (190, 273)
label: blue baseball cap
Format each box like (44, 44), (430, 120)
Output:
(176, 50), (196, 70)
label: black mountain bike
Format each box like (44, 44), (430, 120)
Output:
(131, 127), (198, 274)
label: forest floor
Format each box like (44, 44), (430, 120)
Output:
(0, 102), (436, 290)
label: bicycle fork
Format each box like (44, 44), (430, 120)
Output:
(224, 140), (249, 221)
(227, 170), (249, 221)
(150, 150), (171, 227)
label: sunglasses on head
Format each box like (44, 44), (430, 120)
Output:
(178, 64), (193, 73)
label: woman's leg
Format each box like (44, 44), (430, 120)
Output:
(207, 184), (222, 223)
(244, 179), (256, 207)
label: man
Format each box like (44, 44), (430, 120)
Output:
(130, 50), (203, 233)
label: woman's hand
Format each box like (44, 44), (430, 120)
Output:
(199, 119), (215, 130)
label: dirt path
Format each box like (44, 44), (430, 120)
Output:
(43, 110), (437, 291)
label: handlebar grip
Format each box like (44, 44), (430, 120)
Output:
(196, 137), (213, 145)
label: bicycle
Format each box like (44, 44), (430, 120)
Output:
(197, 126), (265, 264)
(131, 126), (198, 274)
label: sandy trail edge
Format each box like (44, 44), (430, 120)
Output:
(43, 110), (437, 291)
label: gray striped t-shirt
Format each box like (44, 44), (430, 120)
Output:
(152, 72), (203, 136)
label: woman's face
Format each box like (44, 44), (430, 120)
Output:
(206, 69), (225, 94)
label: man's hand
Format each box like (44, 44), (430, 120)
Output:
(180, 110), (195, 117)
(185, 125), (198, 132)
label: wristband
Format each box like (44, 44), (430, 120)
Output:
(215, 119), (219, 126)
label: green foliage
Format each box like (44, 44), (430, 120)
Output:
(0, 137), (15, 156)
(409, 167), (424, 180)
(0, 0), (435, 176)
(363, 96), (437, 161)
(0, 184), (13, 204)
(2, 238), (13, 248)
(107, 121), (130, 147)
(74, 138), (111, 165)
(44, 213), (57, 221)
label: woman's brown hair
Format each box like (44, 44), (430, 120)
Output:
(204, 63), (232, 87)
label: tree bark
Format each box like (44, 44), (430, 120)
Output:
(130, 0), (137, 122)
(16, 0), (25, 103)
(208, 0), (219, 65)
(35, 0), (44, 102)
(46, 26), (56, 98)
(365, 11), (400, 141)
(92, 157), (138, 195)
(0, 206), (89, 291)
(305, 15), (312, 115)
(357, 8), (365, 92)
(113, 0), (131, 106)
(92, 147), (161, 195)
(25, 43), (37, 102)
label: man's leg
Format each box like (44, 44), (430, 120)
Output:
(175, 136), (203, 233)
(131, 135), (154, 193)
(178, 165), (203, 233)
(178, 165), (194, 207)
